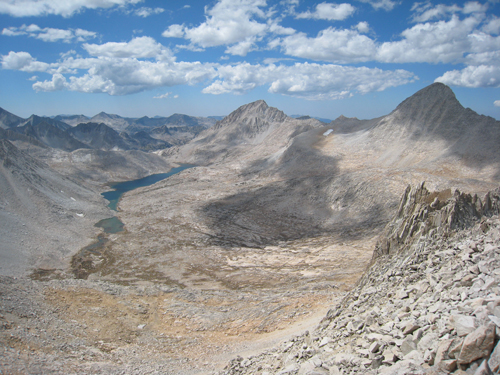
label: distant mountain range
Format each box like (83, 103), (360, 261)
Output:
(0, 108), (219, 152)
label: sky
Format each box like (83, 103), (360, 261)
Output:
(1, 0), (500, 121)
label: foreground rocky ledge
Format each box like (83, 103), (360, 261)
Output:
(221, 184), (500, 375)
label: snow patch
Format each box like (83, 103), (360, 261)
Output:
(323, 129), (333, 136)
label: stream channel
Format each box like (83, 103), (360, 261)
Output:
(71, 165), (195, 279)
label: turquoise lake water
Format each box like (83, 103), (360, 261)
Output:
(96, 164), (195, 233)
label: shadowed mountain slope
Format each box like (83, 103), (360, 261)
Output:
(160, 84), (500, 249)
(21, 115), (71, 131)
(60, 121), (170, 152)
(0, 140), (109, 276)
(68, 122), (135, 151)
(150, 124), (206, 146)
(15, 121), (89, 151)
(53, 114), (90, 126)
(0, 107), (25, 129)
(330, 83), (500, 174)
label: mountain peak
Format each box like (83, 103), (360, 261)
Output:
(246, 99), (268, 109)
(216, 100), (287, 130)
(0, 107), (25, 129)
(384, 82), (469, 136)
(234, 100), (270, 114)
(393, 82), (461, 115)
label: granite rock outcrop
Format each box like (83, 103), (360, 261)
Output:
(221, 184), (500, 375)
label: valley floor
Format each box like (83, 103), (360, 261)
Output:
(0, 164), (377, 374)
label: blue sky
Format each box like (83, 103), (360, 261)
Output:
(1, 0), (500, 121)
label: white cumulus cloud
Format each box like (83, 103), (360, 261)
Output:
(162, 24), (185, 38)
(296, 3), (356, 21)
(203, 62), (416, 100)
(494, 100), (500, 107)
(435, 65), (500, 88)
(28, 54), (217, 95)
(0, 0), (142, 17)
(35, 28), (74, 42)
(277, 12), (499, 67)
(356, 0), (398, 11)
(279, 28), (377, 64)
(165, 0), (268, 56)
(376, 15), (481, 64)
(11, 41), (415, 99)
(83, 37), (171, 60)
(32, 73), (68, 91)
(133, 7), (164, 17)
(483, 16), (500, 35)
(2, 24), (96, 43)
(1, 51), (50, 72)
(1, 27), (26, 36)
(411, 1), (488, 23)
(355, 21), (370, 33)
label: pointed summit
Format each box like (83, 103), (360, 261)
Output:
(382, 82), (480, 140)
(393, 82), (462, 116)
(90, 111), (130, 131)
(215, 100), (287, 131)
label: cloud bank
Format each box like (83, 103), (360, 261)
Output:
(2, 0), (500, 100)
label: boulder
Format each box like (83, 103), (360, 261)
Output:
(451, 314), (476, 337)
(438, 359), (458, 372)
(458, 323), (496, 365)
(435, 339), (454, 364)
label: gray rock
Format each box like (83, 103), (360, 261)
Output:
(404, 349), (424, 365)
(382, 347), (398, 363)
(298, 355), (323, 375)
(487, 340), (500, 372)
(449, 338), (464, 360)
(378, 359), (427, 375)
(488, 315), (500, 327)
(474, 359), (493, 375)
(452, 314), (476, 337)
(458, 323), (496, 365)
(417, 332), (438, 352)
(318, 337), (331, 348)
(277, 363), (299, 374)
(401, 337), (418, 356)
(401, 320), (420, 335)
(369, 341), (381, 353)
(435, 339), (454, 364)
(438, 359), (458, 372)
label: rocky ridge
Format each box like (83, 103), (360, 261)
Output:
(221, 184), (500, 375)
